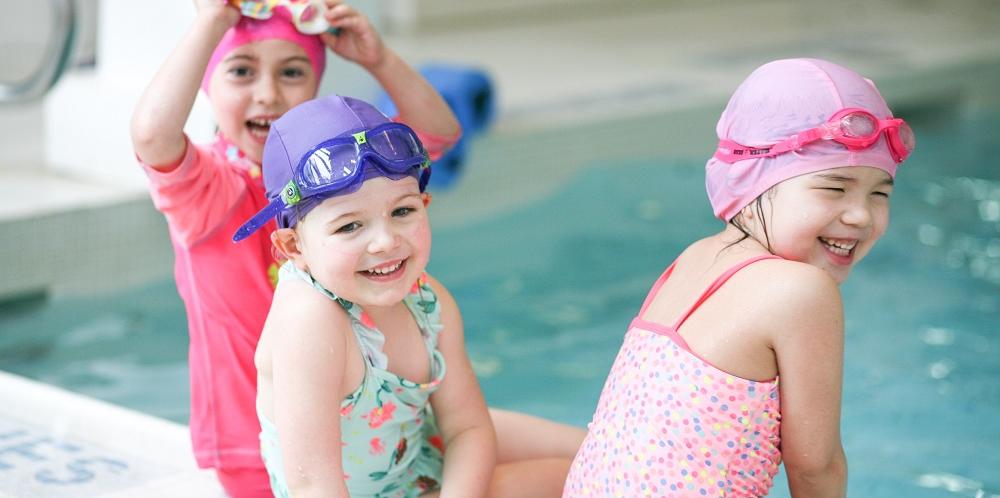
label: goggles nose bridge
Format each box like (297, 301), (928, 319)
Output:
(355, 148), (396, 173)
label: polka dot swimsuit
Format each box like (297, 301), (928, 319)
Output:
(564, 256), (782, 498)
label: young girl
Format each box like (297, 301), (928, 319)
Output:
(129, 1), (461, 495)
(563, 58), (915, 498)
(234, 94), (571, 498)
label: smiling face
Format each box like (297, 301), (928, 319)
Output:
(745, 166), (894, 283)
(278, 177), (431, 308)
(208, 39), (319, 163)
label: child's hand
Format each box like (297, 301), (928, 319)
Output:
(193, 0), (241, 29)
(320, 0), (386, 70)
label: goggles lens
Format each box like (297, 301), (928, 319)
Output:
(898, 122), (916, 153)
(840, 112), (877, 139)
(368, 125), (425, 161)
(301, 143), (361, 189)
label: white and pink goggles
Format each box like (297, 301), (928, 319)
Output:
(714, 108), (915, 164)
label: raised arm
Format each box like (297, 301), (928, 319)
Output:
(321, 1), (461, 139)
(423, 275), (496, 498)
(771, 265), (848, 498)
(130, 1), (240, 169)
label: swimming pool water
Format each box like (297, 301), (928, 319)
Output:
(2, 106), (998, 496)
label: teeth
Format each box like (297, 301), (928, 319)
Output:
(366, 261), (401, 275)
(248, 118), (272, 127)
(820, 237), (857, 256)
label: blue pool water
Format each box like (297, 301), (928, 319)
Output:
(2, 106), (998, 497)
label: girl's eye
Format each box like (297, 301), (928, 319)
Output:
(392, 206), (416, 217)
(335, 222), (361, 234)
(228, 66), (254, 78)
(820, 187), (845, 193)
(873, 191), (891, 198)
(281, 67), (305, 79)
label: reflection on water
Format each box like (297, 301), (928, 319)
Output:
(0, 107), (998, 497)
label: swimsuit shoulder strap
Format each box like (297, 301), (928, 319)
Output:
(278, 261), (362, 320)
(637, 260), (678, 317)
(402, 274), (445, 349)
(672, 254), (782, 330)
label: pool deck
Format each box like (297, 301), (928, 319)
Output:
(0, 371), (224, 497)
(2, 0), (1000, 496)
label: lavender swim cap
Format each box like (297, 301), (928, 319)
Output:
(262, 95), (416, 229)
(705, 58), (903, 221)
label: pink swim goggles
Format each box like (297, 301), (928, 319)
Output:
(714, 108), (915, 164)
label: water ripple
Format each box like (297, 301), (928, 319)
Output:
(915, 472), (1000, 497)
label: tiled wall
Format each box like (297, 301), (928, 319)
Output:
(0, 195), (174, 300)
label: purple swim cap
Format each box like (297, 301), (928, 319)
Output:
(705, 58), (903, 221)
(262, 95), (415, 229)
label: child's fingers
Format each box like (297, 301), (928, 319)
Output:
(193, 0), (240, 26)
(324, 3), (358, 24)
(325, 11), (371, 35)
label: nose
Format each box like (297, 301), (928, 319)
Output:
(840, 198), (874, 229)
(253, 74), (281, 105)
(367, 222), (400, 254)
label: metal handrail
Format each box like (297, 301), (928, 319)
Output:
(0, 0), (76, 104)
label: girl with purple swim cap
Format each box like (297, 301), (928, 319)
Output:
(243, 94), (577, 498)
(129, 1), (463, 495)
(564, 58), (914, 498)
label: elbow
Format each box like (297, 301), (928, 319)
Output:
(130, 113), (186, 167)
(130, 113), (160, 151)
(784, 449), (847, 496)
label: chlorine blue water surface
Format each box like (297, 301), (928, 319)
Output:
(1, 107), (998, 497)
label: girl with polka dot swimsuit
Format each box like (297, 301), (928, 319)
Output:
(563, 58), (915, 498)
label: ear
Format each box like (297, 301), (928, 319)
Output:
(737, 204), (755, 222)
(271, 228), (307, 269)
(421, 192), (432, 208)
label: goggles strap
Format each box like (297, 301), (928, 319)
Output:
(233, 198), (285, 242)
(418, 157), (431, 191)
(233, 180), (303, 242)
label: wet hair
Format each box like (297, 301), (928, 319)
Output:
(724, 187), (776, 253)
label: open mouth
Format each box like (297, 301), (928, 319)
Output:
(359, 259), (406, 280)
(819, 237), (858, 260)
(246, 118), (273, 140)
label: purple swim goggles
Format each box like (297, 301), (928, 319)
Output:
(233, 122), (430, 242)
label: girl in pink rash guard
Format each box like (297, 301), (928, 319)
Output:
(564, 58), (915, 498)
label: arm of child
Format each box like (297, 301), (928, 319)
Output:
(423, 275), (497, 497)
(268, 282), (353, 497)
(130, 1), (240, 169)
(320, 1), (461, 141)
(769, 264), (848, 498)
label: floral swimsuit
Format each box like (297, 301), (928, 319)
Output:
(259, 263), (447, 498)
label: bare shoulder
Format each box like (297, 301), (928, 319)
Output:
(737, 259), (844, 337)
(265, 277), (353, 356)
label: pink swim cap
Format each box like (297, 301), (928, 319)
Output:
(201, 8), (327, 95)
(705, 58), (901, 221)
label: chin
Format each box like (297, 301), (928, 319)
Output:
(364, 289), (411, 308)
(825, 266), (851, 285)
